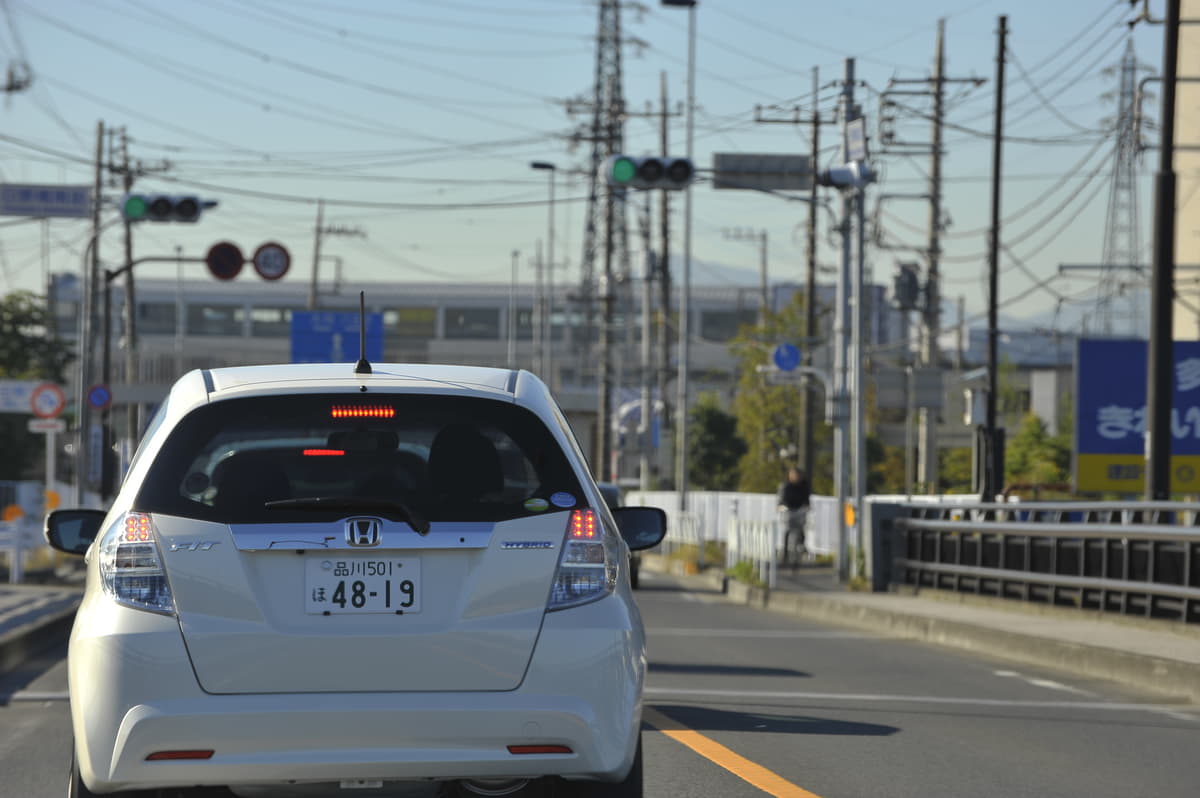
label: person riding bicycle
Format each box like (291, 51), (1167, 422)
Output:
(777, 466), (811, 567)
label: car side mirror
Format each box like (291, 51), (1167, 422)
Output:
(612, 506), (667, 551)
(44, 509), (108, 555)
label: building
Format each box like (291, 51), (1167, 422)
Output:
(55, 269), (1070, 492)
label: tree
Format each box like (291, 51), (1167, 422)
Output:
(1005, 412), (1071, 489)
(729, 291), (835, 494)
(867, 437), (906, 494)
(939, 447), (974, 494)
(0, 291), (74, 480)
(687, 392), (747, 490)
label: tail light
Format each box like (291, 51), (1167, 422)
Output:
(98, 512), (175, 615)
(547, 508), (617, 611)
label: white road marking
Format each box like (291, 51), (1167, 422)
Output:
(653, 628), (869, 639)
(992, 669), (1097, 697)
(643, 686), (1199, 717)
(670, 591), (724, 604)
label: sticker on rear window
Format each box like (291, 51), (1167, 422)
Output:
(550, 492), (576, 508)
(524, 498), (549, 512)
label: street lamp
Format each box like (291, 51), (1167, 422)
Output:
(662, 0), (696, 509)
(530, 161), (557, 386)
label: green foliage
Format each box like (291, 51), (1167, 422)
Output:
(726, 559), (766, 588)
(940, 447), (975, 494)
(867, 436), (906, 494)
(1005, 412), (1071, 489)
(687, 392), (747, 490)
(0, 291), (72, 381)
(0, 291), (75, 480)
(730, 291), (834, 494)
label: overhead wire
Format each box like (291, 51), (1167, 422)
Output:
(18, 4), (509, 144)
(950, 1), (1129, 123)
(185, 0), (559, 104)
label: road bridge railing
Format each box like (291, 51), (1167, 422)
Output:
(887, 501), (1200, 624)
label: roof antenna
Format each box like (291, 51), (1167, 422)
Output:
(354, 290), (372, 375)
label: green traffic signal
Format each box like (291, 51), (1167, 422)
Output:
(120, 194), (211, 223)
(122, 195), (148, 221)
(609, 156), (637, 185)
(602, 155), (693, 190)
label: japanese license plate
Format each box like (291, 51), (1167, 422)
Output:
(305, 555), (421, 614)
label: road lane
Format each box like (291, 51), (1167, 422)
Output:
(2, 573), (1198, 797)
(637, 571), (1199, 798)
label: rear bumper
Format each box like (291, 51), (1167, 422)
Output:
(70, 593), (644, 793)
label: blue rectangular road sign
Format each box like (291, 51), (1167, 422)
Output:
(0, 184), (92, 218)
(290, 311), (384, 364)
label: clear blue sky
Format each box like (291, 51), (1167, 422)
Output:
(0, 0), (1166, 334)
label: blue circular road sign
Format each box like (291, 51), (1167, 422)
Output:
(773, 343), (801, 372)
(87, 384), (112, 411)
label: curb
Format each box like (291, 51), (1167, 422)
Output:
(642, 555), (1200, 704)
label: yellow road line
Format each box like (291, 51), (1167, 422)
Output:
(644, 709), (825, 798)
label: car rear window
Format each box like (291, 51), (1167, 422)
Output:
(134, 393), (584, 524)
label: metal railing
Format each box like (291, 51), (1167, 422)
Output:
(892, 501), (1200, 624)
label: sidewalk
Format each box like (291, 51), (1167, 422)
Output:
(642, 553), (1200, 704)
(0, 583), (81, 675)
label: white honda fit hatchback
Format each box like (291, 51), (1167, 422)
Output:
(46, 362), (665, 798)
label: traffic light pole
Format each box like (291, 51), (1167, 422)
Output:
(98, 255), (206, 499)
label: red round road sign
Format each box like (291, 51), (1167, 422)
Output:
(30, 382), (66, 419)
(206, 241), (245, 281)
(253, 242), (291, 281)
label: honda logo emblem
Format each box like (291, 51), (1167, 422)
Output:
(345, 517), (382, 547)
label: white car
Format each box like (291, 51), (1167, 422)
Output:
(46, 362), (666, 798)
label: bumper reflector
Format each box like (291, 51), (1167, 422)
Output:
(146, 750), (215, 761)
(507, 745), (573, 755)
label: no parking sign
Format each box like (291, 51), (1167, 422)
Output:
(30, 382), (66, 418)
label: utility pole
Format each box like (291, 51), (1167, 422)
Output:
(119, 130), (138, 452)
(880, 20), (985, 493)
(984, 15), (1008, 502)
(308, 201), (365, 310)
(657, 73), (682, 488)
(721, 228), (769, 324)
(1145, 0), (1181, 500)
(754, 67), (837, 482)
(104, 128), (169, 489)
(922, 21), (946, 494)
(75, 121), (103, 505)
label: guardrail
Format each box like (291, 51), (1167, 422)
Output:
(0, 518), (45, 584)
(891, 501), (1200, 624)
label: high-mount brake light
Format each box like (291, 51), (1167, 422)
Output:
(548, 506), (617, 611)
(330, 404), (395, 419)
(303, 448), (345, 457)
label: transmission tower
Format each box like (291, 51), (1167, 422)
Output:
(568, 0), (632, 480)
(1099, 38), (1149, 335)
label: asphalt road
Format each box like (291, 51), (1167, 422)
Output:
(2, 571), (1198, 798)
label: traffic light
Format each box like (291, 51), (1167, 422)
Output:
(121, 194), (210, 223)
(603, 155), (694, 190)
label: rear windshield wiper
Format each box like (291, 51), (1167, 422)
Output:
(264, 497), (431, 536)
